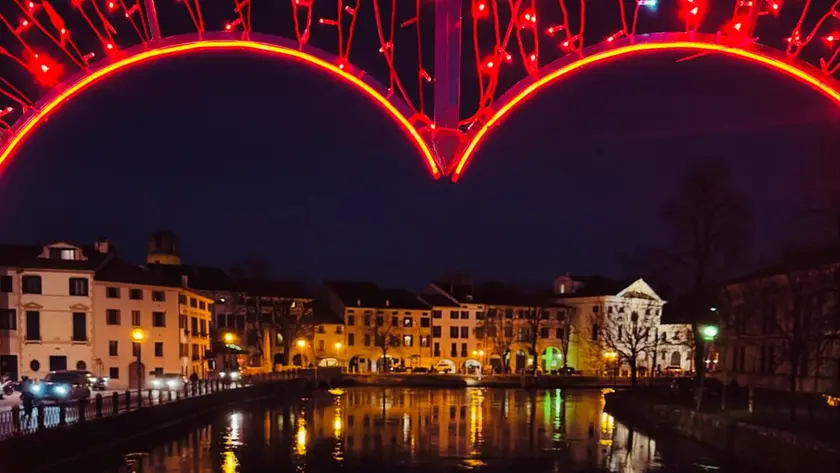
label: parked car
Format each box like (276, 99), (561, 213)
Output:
(410, 367), (429, 374)
(150, 373), (187, 391)
(433, 361), (453, 374)
(31, 371), (92, 401)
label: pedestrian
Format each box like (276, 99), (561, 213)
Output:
(20, 377), (34, 427)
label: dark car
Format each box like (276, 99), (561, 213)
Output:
(31, 371), (92, 401)
(150, 373), (186, 391)
(67, 370), (108, 391)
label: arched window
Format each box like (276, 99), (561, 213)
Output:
(670, 351), (682, 367)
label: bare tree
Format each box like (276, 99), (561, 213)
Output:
(652, 159), (751, 409)
(558, 305), (576, 369)
(593, 298), (663, 386)
(372, 311), (399, 373)
(485, 306), (513, 373)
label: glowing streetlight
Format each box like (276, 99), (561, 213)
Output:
(223, 332), (235, 344)
(130, 328), (146, 342)
(130, 328), (146, 400)
(334, 342), (343, 350)
(701, 325), (719, 341)
(296, 339), (307, 349)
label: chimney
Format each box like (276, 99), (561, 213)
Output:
(94, 237), (109, 254)
(385, 299), (390, 307)
(181, 274), (189, 288)
(356, 298), (361, 307)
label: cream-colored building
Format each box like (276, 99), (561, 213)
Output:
(421, 285), (484, 373)
(93, 257), (182, 390)
(553, 275), (693, 376)
(0, 242), (106, 381)
(323, 282), (432, 372)
(179, 288), (213, 378)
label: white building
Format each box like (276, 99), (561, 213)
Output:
(0, 242), (107, 381)
(553, 275), (693, 376)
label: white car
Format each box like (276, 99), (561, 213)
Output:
(434, 362), (454, 374)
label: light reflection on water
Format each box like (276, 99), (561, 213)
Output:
(106, 388), (731, 473)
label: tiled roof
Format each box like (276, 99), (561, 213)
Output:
(418, 292), (459, 307)
(144, 263), (236, 291)
(325, 281), (429, 310)
(236, 279), (311, 299)
(95, 258), (180, 287)
(0, 243), (108, 271)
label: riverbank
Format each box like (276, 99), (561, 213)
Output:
(605, 390), (840, 473)
(339, 373), (661, 388)
(0, 372), (331, 473)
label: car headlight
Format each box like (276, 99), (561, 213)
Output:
(152, 379), (161, 387)
(219, 372), (226, 378)
(230, 372), (239, 380)
(89, 377), (98, 383)
(31, 385), (41, 393)
(54, 385), (68, 395)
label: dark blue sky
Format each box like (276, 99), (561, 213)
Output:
(1, 2), (839, 289)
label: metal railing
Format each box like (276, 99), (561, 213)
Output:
(0, 368), (313, 440)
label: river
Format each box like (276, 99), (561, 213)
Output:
(82, 387), (739, 473)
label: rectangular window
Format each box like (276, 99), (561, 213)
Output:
(475, 327), (484, 339)
(460, 327), (469, 338)
(460, 311), (469, 320)
(109, 367), (119, 379)
(433, 342), (440, 356)
(154, 342), (163, 357)
(133, 342), (141, 357)
(348, 333), (355, 346)
(152, 291), (165, 302)
(450, 311), (459, 319)
(318, 340), (325, 350)
(49, 356), (67, 371)
(153, 312), (165, 327)
(449, 326), (458, 338)
(25, 311), (40, 341)
(68, 277), (89, 296)
(450, 343), (457, 357)
(190, 298), (197, 308)
(109, 341), (118, 356)
(200, 320), (207, 336)
(461, 343), (467, 357)
(199, 301), (206, 310)
(178, 294), (187, 305)
(540, 327), (550, 339)
(347, 315), (355, 326)
(0, 275), (11, 293)
(364, 334), (371, 346)
(129, 288), (143, 300)
(556, 328), (563, 339)
(432, 310), (442, 319)
(131, 310), (141, 326)
(420, 335), (429, 347)
(432, 326), (441, 338)
(22, 275), (42, 294)
(106, 309), (120, 325)
(0, 309), (16, 330)
(476, 311), (485, 320)
(190, 317), (198, 333)
(403, 317), (413, 327)
(154, 367), (164, 376)
(363, 314), (371, 326)
(106, 287), (120, 298)
(403, 335), (414, 347)
(72, 312), (87, 341)
(420, 317), (430, 328)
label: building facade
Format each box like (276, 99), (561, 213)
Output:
(93, 258), (182, 390)
(179, 288), (213, 378)
(0, 242), (106, 381)
(323, 282), (433, 372)
(719, 256), (840, 393)
(554, 275), (693, 376)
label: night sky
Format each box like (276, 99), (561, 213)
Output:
(1, 2), (839, 289)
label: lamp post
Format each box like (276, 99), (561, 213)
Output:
(603, 351), (618, 387)
(472, 349), (486, 378)
(334, 342), (343, 369)
(130, 328), (146, 400)
(295, 339), (307, 367)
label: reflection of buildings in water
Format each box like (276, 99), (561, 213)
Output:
(309, 388), (620, 463)
(603, 422), (658, 473)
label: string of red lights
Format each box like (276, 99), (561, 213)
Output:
(0, 1), (838, 180)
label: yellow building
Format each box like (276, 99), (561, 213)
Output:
(323, 282), (432, 372)
(179, 289), (213, 378)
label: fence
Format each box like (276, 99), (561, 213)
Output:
(0, 369), (313, 440)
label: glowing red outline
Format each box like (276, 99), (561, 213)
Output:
(0, 38), (441, 179)
(451, 37), (840, 182)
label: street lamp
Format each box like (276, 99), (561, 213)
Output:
(223, 332), (235, 344)
(603, 351), (618, 386)
(130, 328), (146, 399)
(701, 325), (719, 341)
(296, 338), (307, 349)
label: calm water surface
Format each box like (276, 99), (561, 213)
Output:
(93, 388), (736, 473)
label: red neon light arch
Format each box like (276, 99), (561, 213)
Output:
(0, 34), (441, 179)
(451, 33), (840, 182)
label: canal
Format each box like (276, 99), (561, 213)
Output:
(78, 387), (740, 473)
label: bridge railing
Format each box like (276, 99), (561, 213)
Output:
(0, 368), (316, 440)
